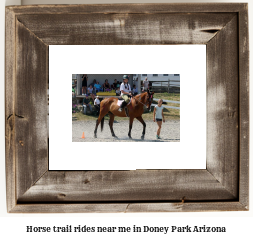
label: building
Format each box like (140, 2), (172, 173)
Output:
(133, 74), (180, 93)
(134, 74), (180, 84)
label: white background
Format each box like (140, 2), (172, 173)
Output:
(49, 45), (206, 170)
(0, 0), (252, 237)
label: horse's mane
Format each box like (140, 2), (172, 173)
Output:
(136, 92), (147, 97)
(132, 92), (148, 104)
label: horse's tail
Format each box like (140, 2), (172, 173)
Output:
(101, 116), (104, 132)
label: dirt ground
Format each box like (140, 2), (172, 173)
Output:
(72, 119), (180, 142)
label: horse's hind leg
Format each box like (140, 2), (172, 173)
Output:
(128, 117), (134, 139)
(136, 116), (146, 140)
(108, 112), (117, 138)
(94, 119), (99, 138)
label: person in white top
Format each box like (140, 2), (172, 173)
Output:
(143, 77), (149, 91)
(153, 99), (165, 139)
(118, 75), (132, 112)
(87, 85), (95, 101)
(94, 96), (100, 115)
(94, 96), (100, 105)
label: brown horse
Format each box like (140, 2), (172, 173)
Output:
(94, 91), (154, 140)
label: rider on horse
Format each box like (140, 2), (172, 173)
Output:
(118, 75), (132, 112)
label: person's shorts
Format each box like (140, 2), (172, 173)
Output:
(82, 81), (87, 87)
(156, 118), (162, 122)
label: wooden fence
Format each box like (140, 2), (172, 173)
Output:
(148, 80), (180, 93)
(152, 98), (180, 110)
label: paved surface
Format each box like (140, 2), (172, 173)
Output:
(72, 119), (180, 142)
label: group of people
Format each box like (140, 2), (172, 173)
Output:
(81, 75), (139, 114)
(82, 75), (127, 95)
(82, 94), (101, 115)
(81, 75), (153, 113)
(81, 75), (139, 98)
(81, 75), (150, 94)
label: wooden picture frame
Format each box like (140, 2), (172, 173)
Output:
(5, 3), (249, 213)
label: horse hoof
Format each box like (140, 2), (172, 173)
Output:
(94, 135), (97, 138)
(129, 136), (132, 139)
(141, 136), (144, 140)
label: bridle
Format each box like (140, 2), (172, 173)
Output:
(132, 92), (152, 108)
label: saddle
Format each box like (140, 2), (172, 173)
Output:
(117, 98), (132, 107)
(117, 97), (132, 117)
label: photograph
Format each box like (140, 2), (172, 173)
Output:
(72, 74), (180, 142)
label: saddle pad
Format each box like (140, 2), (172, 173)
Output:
(117, 98), (132, 107)
(117, 100), (124, 106)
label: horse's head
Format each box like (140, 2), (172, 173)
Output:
(146, 89), (154, 111)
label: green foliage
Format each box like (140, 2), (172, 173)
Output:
(154, 92), (180, 101)
(72, 103), (80, 113)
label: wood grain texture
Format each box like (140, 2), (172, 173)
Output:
(206, 16), (239, 198)
(15, 20), (48, 200)
(18, 170), (236, 202)
(238, 4), (249, 209)
(126, 202), (248, 213)
(10, 202), (247, 213)
(7, 3), (246, 15)
(16, 13), (236, 45)
(5, 7), (16, 212)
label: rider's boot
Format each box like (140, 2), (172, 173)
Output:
(118, 101), (128, 112)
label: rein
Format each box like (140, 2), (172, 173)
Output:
(132, 94), (150, 107)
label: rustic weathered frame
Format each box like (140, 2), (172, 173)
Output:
(5, 4), (249, 213)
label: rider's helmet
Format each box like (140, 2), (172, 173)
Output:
(123, 75), (129, 80)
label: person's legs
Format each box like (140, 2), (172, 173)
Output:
(124, 95), (130, 103)
(83, 105), (87, 114)
(88, 104), (92, 112)
(118, 95), (129, 111)
(156, 121), (162, 137)
(95, 105), (100, 115)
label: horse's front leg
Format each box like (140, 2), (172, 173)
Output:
(136, 116), (146, 140)
(128, 117), (134, 139)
